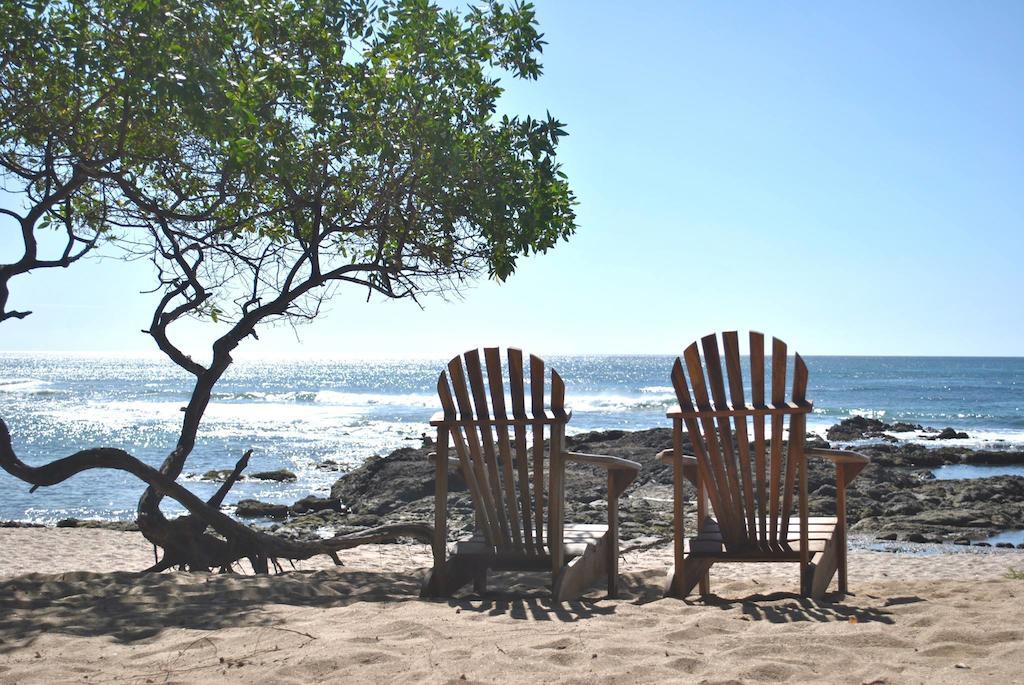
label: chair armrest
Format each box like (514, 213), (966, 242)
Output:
(656, 449), (698, 467)
(562, 451), (640, 472)
(804, 448), (870, 465)
(805, 447), (869, 486)
(427, 452), (436, 462)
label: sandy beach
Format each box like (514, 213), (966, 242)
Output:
(1, 528), (1022, 684)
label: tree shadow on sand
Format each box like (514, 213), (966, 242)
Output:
(0, 568), (427, 650)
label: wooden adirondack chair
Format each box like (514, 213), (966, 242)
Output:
(659, 332), (869, 599)
(422, 348), (640, 601)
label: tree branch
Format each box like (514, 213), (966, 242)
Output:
(0, 419), (434, 570)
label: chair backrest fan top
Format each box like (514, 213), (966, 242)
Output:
(670, 331), (812, 551)
(433, 347), (568, 554)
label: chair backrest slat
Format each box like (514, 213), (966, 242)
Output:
(506, 348), (535, 548)
(768, 337), (787, 543)
(445, 359), (501, 544)
(723, 331), (757, 539)
(530, 354), (547, 545)
(438, 372), (491, 540)
(484, 347), (523, 548)
(465, 349), (512, 545)
(749, 331), (769, 539)
(671, 358), (730, 536)
(779, 354), (809, 540)
(701, 334), (748, 542)
(436, 349), (568, 556)
(683, 343), (743, 543)
(671, 332), (812, 551)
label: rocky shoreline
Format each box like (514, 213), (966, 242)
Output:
(7, 418), (1023, 548)
(275, 417), (1024, 548)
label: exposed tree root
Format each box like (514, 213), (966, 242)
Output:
(0, 418), (434, 572)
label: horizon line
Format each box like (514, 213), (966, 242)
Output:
(1, 350), (1022, 361)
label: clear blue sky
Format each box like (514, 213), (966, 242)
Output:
(2, 1), (1022, 358)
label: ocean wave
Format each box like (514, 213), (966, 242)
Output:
(569, 393), (677, 413)
(0, 378), (58, 394)
(206, 389), (440, 408)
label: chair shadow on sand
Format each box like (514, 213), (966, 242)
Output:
(437, 569), (621, 622)
(0, 564), (903, 651)
(697, 591), (900, 624)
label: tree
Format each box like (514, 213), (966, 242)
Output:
(0, 0), (576, 571)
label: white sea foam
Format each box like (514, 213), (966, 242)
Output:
(850, 408), (887, 419)
(568, 393), (676, 413)
(0, 378), (52, 393)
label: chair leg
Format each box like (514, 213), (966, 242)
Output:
(473, 566), (487, 594)
(421, 556), (476, 597)
(809, 543), (839, 599)
(553, 538), (610, 602)
(666, 558), (714, 599)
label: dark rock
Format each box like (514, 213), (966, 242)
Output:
(331, 446), (465, 518)
(201, 469), (236, 481)
(52, 518), (139, 531)
(904, 533), (927, 543)
(974, 542), (992, 547)
(0, 521), (45, 528)
(291, 495), (344, 514)
(964, 451), (1024, 465)
(805, 434), (830, 449)
(826, 416), (888, 441)
(876, 533), (898, 541)
(250, 469), (297, 482)
(235, 499), (290, 518)
(953, 538), (971, 545)
(813, 484), (837, 498)
(927, 427), (969, 441)
(995, 542), (1015, 549)
(889, 422), (924, 432)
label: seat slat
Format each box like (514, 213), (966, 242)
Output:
(688, 516), (834, 557)
(687, 538), (829, 557)
(455, 523), (609, 558)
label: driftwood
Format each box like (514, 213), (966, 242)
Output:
(0, 418), (434, 573)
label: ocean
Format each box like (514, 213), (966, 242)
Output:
(1, 353), (1022, 523)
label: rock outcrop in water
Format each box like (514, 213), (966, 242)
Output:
(825, 416), (971, 442)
